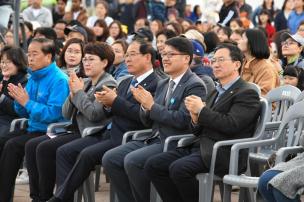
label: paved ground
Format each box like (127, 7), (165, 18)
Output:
(13, 173), (242, 202)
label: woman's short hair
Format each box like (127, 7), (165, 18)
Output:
(84, 42), (115, 71)
(283, 65), (304, 91)
(57, 38), (84, 68)
(112, 39), (128, 53)
(0, 45), (28, 73)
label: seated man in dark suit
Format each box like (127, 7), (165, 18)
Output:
(144, 43), (261, 202)
(102, 36), (206, 202)
(47, 39), (159, 202)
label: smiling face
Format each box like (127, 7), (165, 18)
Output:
(82, 53), (107, 78)
(0, 54), (18, 78)
(64, 43), (82, 68)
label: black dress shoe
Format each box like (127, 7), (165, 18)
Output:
(47, 197), (62, 202)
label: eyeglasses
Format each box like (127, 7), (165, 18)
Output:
(161, 52), (187, 58)
(0, 60), (12, 66)
(66, 49), (82, 55)
(210, 57), (233, 65)
(281, 41), (298, 47)
(125, 52), (142, 58)
(82, 57), (98, 64)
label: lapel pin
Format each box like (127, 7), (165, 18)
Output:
(230, 91), (234, 94)
(170, 98), (175, 105)
(144, 83), (147, 86)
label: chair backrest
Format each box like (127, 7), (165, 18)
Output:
(273, 100), (304, 149)
(265, 85), (301, 122)
(199, 75), (215, 95)
(296, 90), (304, 102)
(252, 98), (269, 139)
(248, 82), (262, 97)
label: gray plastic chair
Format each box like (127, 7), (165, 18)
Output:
(265, 85), (301, 122)
(249, 85), (301, 177)
(222, 100), (304, 202)
(296, 90), (304, 102)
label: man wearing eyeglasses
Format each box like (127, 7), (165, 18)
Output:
(102, 36), (206, 202)
(144, 43), (261, 202)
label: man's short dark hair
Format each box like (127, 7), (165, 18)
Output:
(131, 38), (155, 65)
(214, 43), (244, 72)
(156, 28), (177, 40)
(165, 36), (193, 65)
(33, 27), (57, 41)
(31, 38), (56, 61)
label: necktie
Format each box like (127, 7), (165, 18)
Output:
(165, 80), (175, 107)
(131, 78), (138, 87)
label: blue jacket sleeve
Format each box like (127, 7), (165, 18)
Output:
(14, 101), (29, 118)
(24, 79), (69, 123)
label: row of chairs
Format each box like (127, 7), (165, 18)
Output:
(9, 84), (304, 202)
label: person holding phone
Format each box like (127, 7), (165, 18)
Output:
(24, 42), (116, 202)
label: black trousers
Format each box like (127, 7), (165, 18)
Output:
(25, 133), (80, 201)
(0, 131), (44, 202)
(144, 147), (206, 202)
(54, 132), (113, 201)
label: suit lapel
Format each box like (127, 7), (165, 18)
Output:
(170, 70), (192, 98)
(206, 90), (218, 108)
(125, 72), (156, 99)
(212, 79), (244, 109)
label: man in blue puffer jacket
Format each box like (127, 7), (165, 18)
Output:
(0, 38), (69, 202)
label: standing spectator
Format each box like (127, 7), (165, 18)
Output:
(238, 0), (253, 19)
(86, 1), (113, 28)
(238, 29), (279, 96)
(189, 5), (202, 23)
(252, 0), (277, 27)
(288, 0), (304, 34)
(93, 19), (109, 42)
(0, 38), (69, 202)
(0, 0), (13, 29)
(218, 0), (239, 26)
(52, 0), (67, 24)
(118, 0), (135, 34)
(0, 46), (28, 139)
(274, 0), (294, 32)
(258, 9), (276, 45)
(63, 0), (88, 26)
(57, 38), (85, 77)
(22, 0), (53, 27)
(280, 32), (304, 69)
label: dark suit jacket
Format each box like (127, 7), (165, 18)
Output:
(110, 72), (159, 146)
(192, 78), (260, 177)
(140, 69), (206, 143)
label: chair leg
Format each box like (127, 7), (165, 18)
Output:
(74, 186), (83, 202)
(218, 182), (224, 202)
(239, 187), (245, 202)
(197, 174), (213, 202)
(150, 183), (162, 202)
(83, 172), (95, 202)
(110, 182), (119, 202)
(223, 184), (232, 202)
(95, 165), (101, 191)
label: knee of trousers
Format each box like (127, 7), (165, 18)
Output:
(124, 152), (141, 175)
(102, 149), (121, 173)
(258, 171), (274, 193)
(25, 139), (38, 157)
(169, 160), (193, 182)
(144, 156), (161, 179)
(36, 142), (55, 159)
(56, 145), (71, 161)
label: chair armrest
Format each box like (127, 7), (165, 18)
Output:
(46, 121), (72, 136)
(177, 136), (197, 147)
(275, 146), (304, 164)
(122, 129), (152, 144)
(133, 129), (153, 140)
(163, 134), (194, 152)
(9, 118), (28, 132)
(82, 126), (105, 137)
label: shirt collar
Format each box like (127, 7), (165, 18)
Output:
(169, 70), (187, 88)
(134, 68), (153, 84)
(216, 76), (240, 92)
